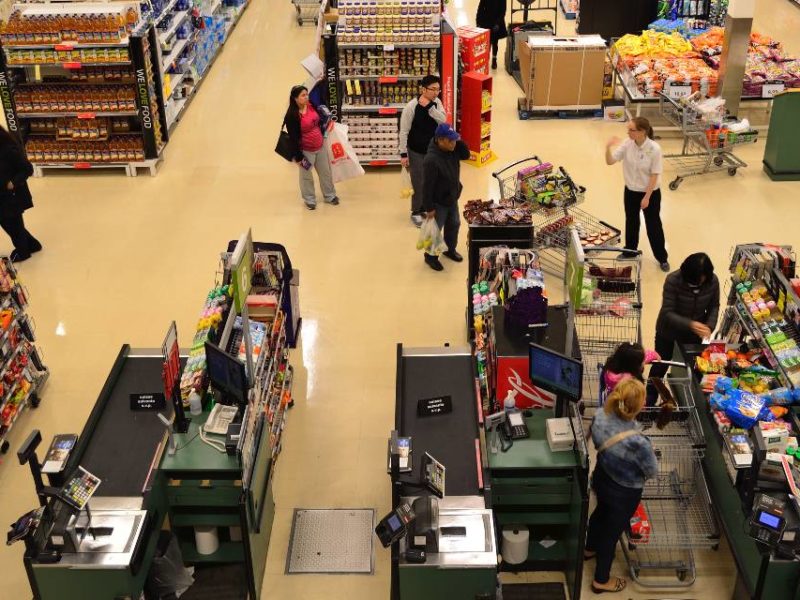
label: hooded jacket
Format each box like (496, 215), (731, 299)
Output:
(421, 138), (470, 212)
(476, 0), (508, 41)
(656, 271), (720, 342)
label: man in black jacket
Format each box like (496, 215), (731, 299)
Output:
(421, 123), (470, 271)
(648, 252), (720, 403)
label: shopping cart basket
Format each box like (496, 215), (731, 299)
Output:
(659, 93), (757, 190)
(292, 0), (321, 25)
(574, 248), (642, 406)
(492, 157), (621, 277)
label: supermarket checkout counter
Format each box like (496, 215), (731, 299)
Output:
(680, 343), (800, 600)
(390, 344), (497, 600)
(16, 345), (275, 600)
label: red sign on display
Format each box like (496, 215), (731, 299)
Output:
(378, 107), (398, 115)
(76, 112), (96, 120)
(161, 321), (181, 399)
(440, 31), (455, 124)
(73, 162), (92, 169)
(379, 76), (398, 84)
(55, 43), (75, 51)
(496, 356), (556, 409)
(62, 62), (82, 69)
(369, 160), (389, 166)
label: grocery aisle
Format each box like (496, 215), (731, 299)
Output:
(0, 0), (797, 599)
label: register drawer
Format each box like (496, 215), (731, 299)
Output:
(491, 477), (572, 506)
(166, 479), (243, 507)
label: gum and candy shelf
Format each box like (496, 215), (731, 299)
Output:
(179, 284), (231, 401)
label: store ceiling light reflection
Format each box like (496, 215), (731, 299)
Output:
(55, 322), (66, 336)
(301, 318), (317, 398)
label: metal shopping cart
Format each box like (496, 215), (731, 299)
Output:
(292, 0), (321, 25)
(659, 92), (758, 190)
(598, 363), (720, 587)
(492, 157), (621, 277)
(573, 248), (643, 406)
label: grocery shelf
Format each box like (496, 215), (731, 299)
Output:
(159, 10), (191, 44)
(1, 38), (130, 50)
(338, 42), (439, 49)
(6, 61), (131, 68)
(341, 104), (405, 112)
(166, 72), (186, 95)
(162, 33), (193, 72)
(154, 0), (180, 23)
(17, 111), (139, 118)
(338, 74), (425, 81)
(203, 0), (224, 16)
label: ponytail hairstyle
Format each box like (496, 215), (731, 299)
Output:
(631, 116), (654, 140)
(604, 378), (646, 421)
(604, 342), (646, 381)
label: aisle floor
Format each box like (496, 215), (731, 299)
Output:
(0, 0), (799, 598)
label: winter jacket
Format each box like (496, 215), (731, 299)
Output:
(656, 271), (720, 342)
(604, 349), (661, 392)
(283, 102), (330, 161)
(421, 138), (470, 212)
(0, 141), (34, 217)
(476, 0), (508, 41)
(398, 97), (447, 156)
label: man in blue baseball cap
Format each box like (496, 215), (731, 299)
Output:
(420, 123), (470, 271)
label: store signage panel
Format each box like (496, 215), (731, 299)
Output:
(666, 83), (692, 100)
(762, 82), (785, 99)
(130, 393), (166, 410)
(417, 395), (452, 417)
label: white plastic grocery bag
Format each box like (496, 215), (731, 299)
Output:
(325, 123), (365, 183)
(415, 217), (447, 256)
(400, 167), (413, 200)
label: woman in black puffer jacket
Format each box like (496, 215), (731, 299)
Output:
(476, 0), (507, 70)
(648, 252), (719, 402)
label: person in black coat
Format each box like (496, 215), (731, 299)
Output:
(0, 126), (40, 263)
(476, 0), (508, 70)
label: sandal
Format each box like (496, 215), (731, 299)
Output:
(591, 577), (626, 594)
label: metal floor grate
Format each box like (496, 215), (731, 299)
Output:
(286, 509), (375, 574)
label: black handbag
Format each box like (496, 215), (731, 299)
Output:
(275, 127), (294, 162)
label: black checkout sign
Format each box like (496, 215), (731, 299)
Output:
(417, 395), (453, 417)
(130, 392), (166, 411)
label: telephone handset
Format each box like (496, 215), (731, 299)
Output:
(501, 411), (530, 440)
(205, 404), (238, 435)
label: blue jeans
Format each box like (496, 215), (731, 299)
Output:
(585, 466), (643, 584)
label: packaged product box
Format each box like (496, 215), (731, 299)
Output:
(629, 503), (651, 543)
(603, 100), (626, 121)
(517, 35), (606, 109)
(457, 26), (490, 74)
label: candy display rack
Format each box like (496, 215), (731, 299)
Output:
(0, 257), (49, 454)
(460, 70), (495, 167)
(335, 0), (441, 166)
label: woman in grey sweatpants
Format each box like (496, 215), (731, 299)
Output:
(398, 75), (446, 227)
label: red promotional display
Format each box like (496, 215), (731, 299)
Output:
(460, 71), (496, 167)
(457, 26), (490, 75)
(440, 24), (457, 124)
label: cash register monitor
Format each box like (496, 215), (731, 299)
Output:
(529, 343), (583, 402)
(205, 342), (248, 406)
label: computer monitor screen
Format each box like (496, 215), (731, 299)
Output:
(205, 341), (248, 405)
(528, 343), (583, 402)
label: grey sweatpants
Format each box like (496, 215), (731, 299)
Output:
(407, 148), (425, 214)
(299, 148), (337, 205)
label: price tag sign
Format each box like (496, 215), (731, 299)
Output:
(666, 83), (692, 100)
(417, 395), (452, 417)
(762, 82), (785, 99)
(383, 43), (395, 51)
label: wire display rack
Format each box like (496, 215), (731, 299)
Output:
(659, 93), (758, 190)
(574, 249), (642, 405)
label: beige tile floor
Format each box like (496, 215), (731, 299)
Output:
(0, 0), (799, 598)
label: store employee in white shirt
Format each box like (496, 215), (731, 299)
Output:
(606, 117), (669, 272)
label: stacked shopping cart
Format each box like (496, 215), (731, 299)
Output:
(659, 92), (758, 190)
(492, 157), (621, 277)
(292, 0), (322, 25)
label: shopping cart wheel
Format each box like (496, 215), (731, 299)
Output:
(1, 440), (9, 454)
(30, 393), (40, 408)
(713, 156), (724, 167)
(728, 168), (737, 176)
(668, 177), (682, 191)
(677, 569), (689, 581)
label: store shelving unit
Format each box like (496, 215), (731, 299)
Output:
(460, 70), (495, 167)
(335, 0), (441, 166)
(0, 257), (49, 454)
(0, 2), (167, 176)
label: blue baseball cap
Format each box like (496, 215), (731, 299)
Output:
(435, 123), (460, 141)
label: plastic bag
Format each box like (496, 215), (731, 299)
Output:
(146, 531), (194, 598)
(416, 217), (447, 255)
(723, 389), (774, 429)
(400, 167), (413, 200)
(325, 123), (365, 183)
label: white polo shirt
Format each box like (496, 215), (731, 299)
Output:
(612, 138), (663, 192)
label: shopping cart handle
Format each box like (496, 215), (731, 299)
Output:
(583, 245), (641, 255)
(649, 360), (687, 368)
(491, 156), (541, 180)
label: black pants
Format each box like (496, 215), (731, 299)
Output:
(585, 466), (643, 584)
(0, 212), (37, 257)
(491, 38), (499, 59)
(624, 187), (667, 263)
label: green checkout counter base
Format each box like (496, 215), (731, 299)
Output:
(24, 346), (276, 600)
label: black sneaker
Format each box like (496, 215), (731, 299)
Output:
(304, 201), (317, 210)
(325, 196), (340, 205)
(424, 254), (444, 271)
(491, 57), (497, 70)
(660, 261), (671, 272)
(29, 239), (42, 253)
(443, 249), (463, 262)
